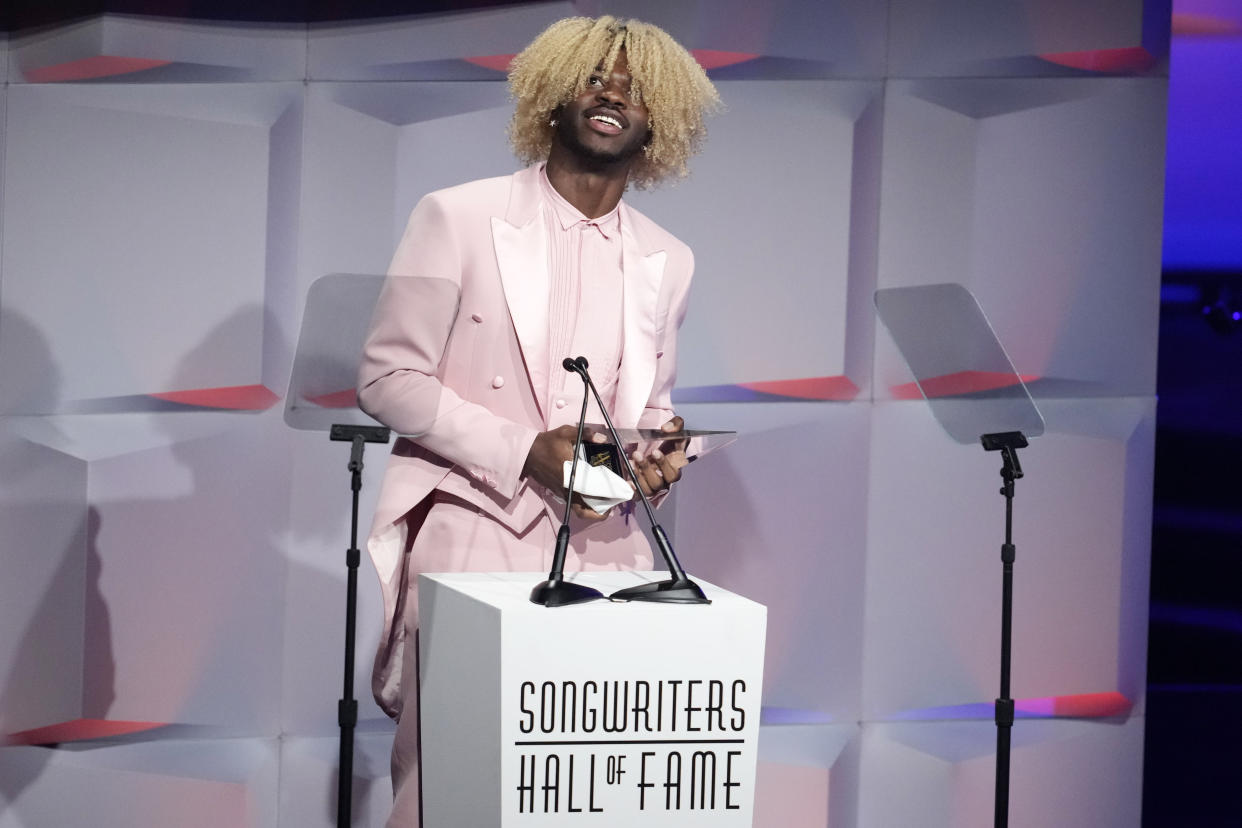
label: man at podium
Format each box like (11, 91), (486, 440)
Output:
(356, 16), (721, 826)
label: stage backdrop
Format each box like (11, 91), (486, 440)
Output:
(0, 1), (1167, 826)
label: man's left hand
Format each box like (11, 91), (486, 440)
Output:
(631, 416), (689, 498)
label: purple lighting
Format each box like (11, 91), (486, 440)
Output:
(1162, 16), (1242, 269)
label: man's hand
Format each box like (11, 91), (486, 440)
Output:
(523, 425), (611, 520)
(630, 416), (689, 498)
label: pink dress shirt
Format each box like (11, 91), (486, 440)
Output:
(538, 164), (624, 429)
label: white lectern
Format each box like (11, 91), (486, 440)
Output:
(419, 571), (767, 826)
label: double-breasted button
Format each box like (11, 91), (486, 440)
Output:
(554, 397), (567, 409)
(491, 375), (505, 389)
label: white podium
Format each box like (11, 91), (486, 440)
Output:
(419, 571), (767, 826)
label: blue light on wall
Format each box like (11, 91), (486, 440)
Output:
(1162, 26), (1242, 270)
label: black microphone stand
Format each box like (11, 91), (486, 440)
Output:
(530, 359), (606, 607)
(981, 430), (1026, 828)
(569, 357), (709, 604)
(328, 423), (390, 828)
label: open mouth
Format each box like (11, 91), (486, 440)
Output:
(586, 108), (626, 135)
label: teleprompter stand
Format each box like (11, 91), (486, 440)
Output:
(285, 274), (394, 827)
(981, 429), (1026, 827)
(329, 423), (390, 828)
(875, 284), (1045, 828)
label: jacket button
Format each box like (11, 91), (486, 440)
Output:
(554, 398), (567, 409)
(471, 312), (483, 323)
(492, 375), (505, 389)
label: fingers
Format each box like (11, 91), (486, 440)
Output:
(524, 425), (587, 494)
(571, 498), (610, 521)
(630, 446), (686, 497)
(658, 415), (688, 456)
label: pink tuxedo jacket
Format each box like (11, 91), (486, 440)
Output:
(358, 165), (694, 716)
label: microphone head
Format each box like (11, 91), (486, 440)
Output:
(562, 357), (579, 372)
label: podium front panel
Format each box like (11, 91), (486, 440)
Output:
(419, 571), (767, 826)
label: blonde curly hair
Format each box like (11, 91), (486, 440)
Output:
(508, 16), (721, 190)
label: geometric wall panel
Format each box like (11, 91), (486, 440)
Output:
(82, 413), (290, 732)
(0, 434), (88, 737)
(307, 0), (890, 82)
(888, 0), (1166, 77)
(298, 82), (514, 304)
(635, 81), (883, 397)
(857, 717), (1145, 828)
(875, 78), (1167, 400)
(671, 401), (870, 719)
(277, 734), (393, 828)
(755, 720), (860, 826)
(9, 16), (306, 83)
(279, 428), (390, 734)
(582, 0), (889, 77)
(0, 737), (279, 828)
(307, 3), (575, 81)
(1, 83), (301, 411)
(862, 398), (1154, 721)
(755, 760), (831, 827)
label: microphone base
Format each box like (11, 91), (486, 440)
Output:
(530, 579), (605, 607)
(608, 578), (711, 604)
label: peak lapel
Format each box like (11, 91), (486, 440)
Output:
(615, 208), (668, 428)
(492, 168), (550, 418)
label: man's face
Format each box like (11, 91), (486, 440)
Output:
(553, 49), (651, 168)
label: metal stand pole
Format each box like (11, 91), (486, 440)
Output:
(331, 423), (389, 827)
(981, 431), (1026, 828)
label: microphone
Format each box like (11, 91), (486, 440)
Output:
(529, 359), (606, 607)
(568, 356), (709, 604)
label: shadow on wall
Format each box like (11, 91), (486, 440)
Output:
(0, 306), (60, 415)
(0, 300), (390, 820)
(0, 310), (118, 805)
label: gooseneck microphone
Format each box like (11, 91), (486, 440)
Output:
(529, 358), (606, 607)
(567, 356), (709, 604)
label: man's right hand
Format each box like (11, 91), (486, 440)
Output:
(522, 425), (615, 520)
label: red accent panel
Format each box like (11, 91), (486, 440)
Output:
(1039, 47), (1156, 73)
(149, 384), (280, 410)
(890, 371), (1041, 400)
(689, 50), (760, 70)
(4, 718), (166, 746)
(1050, 691), (1133, 718)
(304, 389), (358, 409)
(737, 376), (861, 401)
(1172, 13), (1242, 36)
(24, 57), (172, 83)
(463, 54), (516, 71)
(1015, 691), (1132, 719)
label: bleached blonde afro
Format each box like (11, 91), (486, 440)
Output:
(508, 16), (721, 189)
